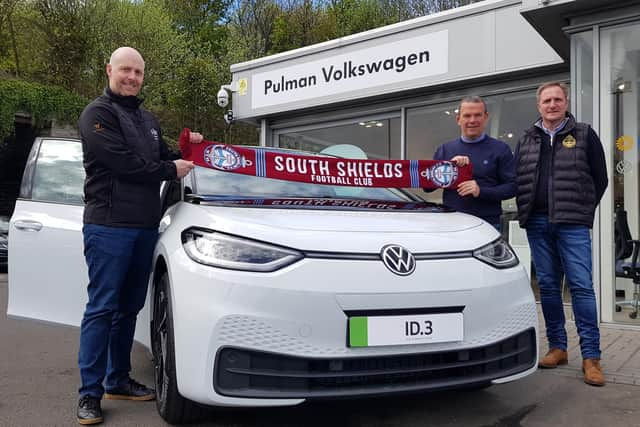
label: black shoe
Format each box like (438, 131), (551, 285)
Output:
(104, 378), (156, 401)
(77, 395), (103, 425)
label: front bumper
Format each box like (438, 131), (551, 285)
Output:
(215, 327), (536, 399)
(160, 247), (538, 407)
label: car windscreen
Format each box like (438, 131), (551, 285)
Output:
(192, 166), (413, 201)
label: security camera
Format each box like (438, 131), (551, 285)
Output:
(217, 88), (229, 108)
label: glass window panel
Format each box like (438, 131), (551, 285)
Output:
(31, 139), (85, 204)
(488, 92), (538, 152)
(405, 102), (460, 203)
(574, 31), (594, 124)
(278, 117), (401, 159)
(600, 23), (640, 323)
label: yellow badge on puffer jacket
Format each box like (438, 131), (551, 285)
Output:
(562, 135), (576, 148)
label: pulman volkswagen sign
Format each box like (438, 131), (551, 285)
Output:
(251, 30), (448, 109)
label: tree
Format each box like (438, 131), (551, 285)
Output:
(30, 0), (97, 91)
(270, 0), (334, 53)
(228, 0), (282, 59)
(163, 0), (230, 58)
(0, 0), (22, 77)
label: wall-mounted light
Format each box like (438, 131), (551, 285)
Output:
(358, 120), (384, 128)
(613, 78), (631, 94)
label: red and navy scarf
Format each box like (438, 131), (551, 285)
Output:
(179, 129), (472, 189)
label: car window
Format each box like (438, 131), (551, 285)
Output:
(161, 179), (182, 212)
(31, 139), (85, 205)
(0, 216), (8, 233)
(193, 166), (412, 201)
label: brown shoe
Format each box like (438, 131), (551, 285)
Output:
(538, 348), (568, 368)
(582, 359), (605, 386)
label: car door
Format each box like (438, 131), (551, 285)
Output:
(8, 137), (88, 326)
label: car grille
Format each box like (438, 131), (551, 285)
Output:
(214, 328), (536, 398)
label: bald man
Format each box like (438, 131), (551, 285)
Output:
(76, 47), (200, 425)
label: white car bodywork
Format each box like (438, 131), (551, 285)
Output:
(8, 137), (538, 419)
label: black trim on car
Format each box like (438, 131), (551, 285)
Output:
(303, 250), (473, 260)
(214, 328), (536, 399)
(343, 306), (465, 317)
(181, 227), (475, 264)
(18, 137), (44, 199)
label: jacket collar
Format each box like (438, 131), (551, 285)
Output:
(104, 87), (143, 110)
(529, 112), (577, 138)
(460, 133), (488, 144)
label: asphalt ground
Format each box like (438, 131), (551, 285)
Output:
(1, 272), (639, 427)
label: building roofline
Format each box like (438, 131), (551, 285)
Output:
(231, 0), (521, 72)
(520, 0), (636, 60)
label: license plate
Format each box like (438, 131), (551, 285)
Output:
(349, 312), (463, 347)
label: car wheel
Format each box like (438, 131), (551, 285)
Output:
(151, 272), (207, 424)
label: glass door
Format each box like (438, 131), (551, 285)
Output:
(599, 22), (640, 325)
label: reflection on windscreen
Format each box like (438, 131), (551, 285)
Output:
(194, 166), (411, 202)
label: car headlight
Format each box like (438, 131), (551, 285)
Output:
(181, 228), (303, 272)
(473, 238), (519, 269)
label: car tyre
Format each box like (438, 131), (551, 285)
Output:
(151, 272), (207, 424)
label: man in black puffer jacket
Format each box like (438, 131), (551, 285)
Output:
(515, 81), (608, 387)
(76, 46), (200, 425)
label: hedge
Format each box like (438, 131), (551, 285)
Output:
(0, 78), (88, 140)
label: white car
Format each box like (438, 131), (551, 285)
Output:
(8, 137), (538, 424)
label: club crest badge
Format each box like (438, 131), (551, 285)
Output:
(421, 162), (459, 188)
(562, 135), (576, 148)
(204, 145), (247, 170)
(150, 128), (159, 142)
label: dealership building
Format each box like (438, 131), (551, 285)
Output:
(225, 0), (640, 328)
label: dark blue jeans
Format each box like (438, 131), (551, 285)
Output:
(526, 214), (600, 359)
(78, 224), (158, 398)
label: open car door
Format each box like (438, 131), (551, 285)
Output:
(8, 138), (88, 326)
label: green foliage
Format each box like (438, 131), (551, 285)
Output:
(0, 78), (87, 140)
(153, 56), (225, 140)
(163, 0), (231, 58)
(270, 1), (334, 53)
(0, 0), (482, 148)
(31, 0), (95, 90)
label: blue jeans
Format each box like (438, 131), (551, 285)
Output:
(78, 224), (158, 398)
(526, 214), (600, 359)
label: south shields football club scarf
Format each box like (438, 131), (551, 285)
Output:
(178, 129), (472, 189)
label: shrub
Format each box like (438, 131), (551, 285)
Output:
(0, 78), (88, 140)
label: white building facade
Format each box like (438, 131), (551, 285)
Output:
(225, 0), (640, 329)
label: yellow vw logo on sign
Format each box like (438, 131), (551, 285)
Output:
(616, 135), (634, 151)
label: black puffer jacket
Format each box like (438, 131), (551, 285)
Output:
(79, 88), (178, 228)
(515, 113), (608, 228)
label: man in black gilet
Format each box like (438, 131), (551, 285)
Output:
(515, 82), (608, 387)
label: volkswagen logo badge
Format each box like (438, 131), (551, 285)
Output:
(380, 244), (416, 276)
